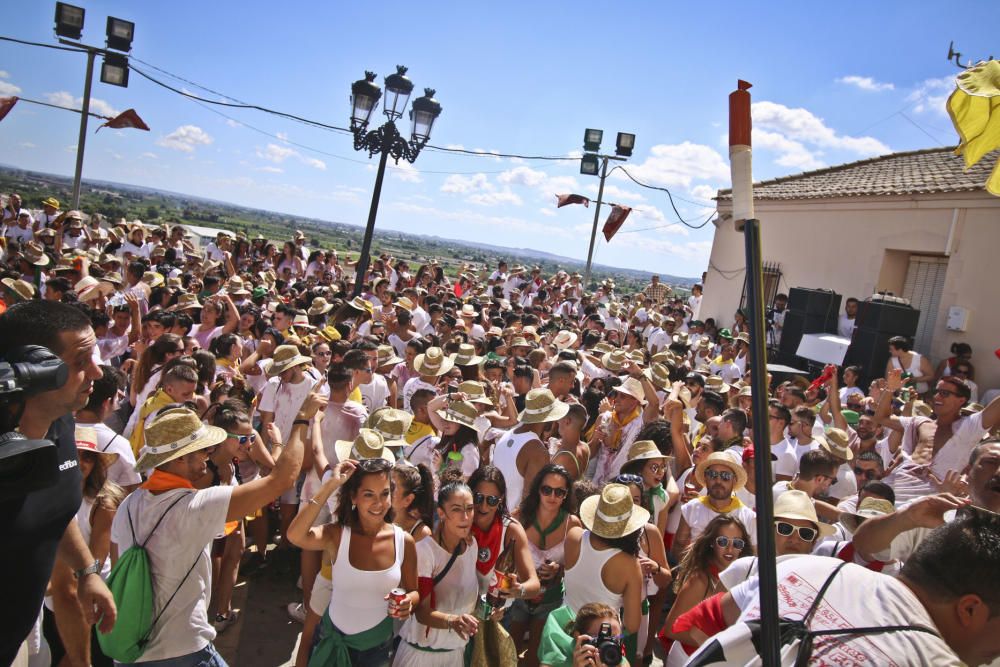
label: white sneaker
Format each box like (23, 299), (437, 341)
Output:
(286, 602), (306, 624)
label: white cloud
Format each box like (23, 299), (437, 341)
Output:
(498, 166), (548, 188)
(690, 185), (717, 202)
(836, 75), (894, 92)
(583, 183), (646, 202)
(303, 157), (327, 171)
(539, 207), (556, 217)
(255, 143), (325, 170)
(612, 234), (713, 263)
(276, 132), (289, 141)
(752, 101), (889, 155)
(441, 173), (491, 194)
(225, 119), (242, 128)
(467, 189), (522, 206)
(0, 71), (9, 79)
(20, 141), (35, 148)
(752, 129), (826, 171)
(389, 160), (420, 183)
(622, 142), (731, 189)
(0, 81), (21, 96)
(907, 75), (954, 116)
(157, 125), (213, 153)
(140, 152), (157, 159)
(43, 91), (118, 117)
(258, 165), (284, 173)
(472, 147), (502, 162)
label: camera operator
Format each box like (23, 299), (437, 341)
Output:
(0, 300), (116, 664)
(562, 603), (628, 667)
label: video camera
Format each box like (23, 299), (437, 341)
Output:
(0, 346), (70, 501)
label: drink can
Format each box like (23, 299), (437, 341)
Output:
(477, 594), (492, 621)
(389, 588), (407, 616)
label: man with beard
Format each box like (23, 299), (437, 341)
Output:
(673, 452), (758, 558)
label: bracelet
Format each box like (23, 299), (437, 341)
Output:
(293, 419), (310, 426)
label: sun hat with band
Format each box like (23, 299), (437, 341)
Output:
(375, 344), (403, 368)
(75, 425), (119, 467)
(436, 399), (481, 432)
(820, 427), (854, 461)
(414, 346), (454, 377)
(705, 375), (731, 394)
(774, 489), (835, 538)
(366, 408), (412, 449)
(2, 278), (36, 302)
(458, 380), (494, 406)
(173, 293), (202, 311)
(308, 296), (334, 317)
(613, 376), (648, 406)
(517, 388), (570, 424)
(601, 349), (629, 373)
(392, 296), (414, 312)
(74, 276), (114, 303)
(838, 497), (895, 534)
(579, 483), (650, 540)
(21, 240), (51, 267)
(627, 440), (673, 466)
(553, 330), (578, 351)
(334, 428), (395, 464)
(267, 344), (312, 377)
(135, 407), (227, 471)
(452, 343), (483, 366)
(694, 451), (748, 491)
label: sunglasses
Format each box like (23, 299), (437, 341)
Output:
(474, 493), (501, 507)
(775, 521), (818, 542)
(540, 484), (568, 499)
(357, 457), (392, 473)
(227, 432), (252, 445)
(613, 474), (644, 486)
(715, 536), (746, 550)
(647, 463), (666, 474)
(704, 469), (735, 482)
(933, 388), (959, 398)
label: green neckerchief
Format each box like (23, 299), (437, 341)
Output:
(644, 484), (667, 509)
(532, 509), (567, 549)
(308, 613), (392, 667)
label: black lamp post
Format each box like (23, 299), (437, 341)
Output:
(350, 66), (441, 297)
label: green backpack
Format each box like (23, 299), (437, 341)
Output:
(97, 492), (200, 663)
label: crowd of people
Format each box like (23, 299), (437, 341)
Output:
(3, 194), (1000, 667)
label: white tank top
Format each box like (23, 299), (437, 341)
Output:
(892, 352), (927, 393)
(493, 427), (538, 513)
(328, 524), (404, 634)
(564, 530), (624, 614)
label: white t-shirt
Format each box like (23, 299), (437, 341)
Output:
(111, 486), (233, 662)
(698, 556), (959, 666)
(680, 496), (758, 547)
(358, 373), (390, 413)
(826, 461), (858, 502)
(770, 439), (799, 479)
(401, 377), (437, 413)
(80, 421), (142, 488)
(837, 313), (857, 339)
(258, 376), (317, 443)
(792, 437), (819, 462)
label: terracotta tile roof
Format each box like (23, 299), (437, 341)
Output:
(716, 147), (998, 201)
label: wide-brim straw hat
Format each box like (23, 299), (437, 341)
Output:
(839, 497), (894, 534)
(452, 343), (483, 366)
(74, 276), (113, 303)
(348, 296), (374, 314)
(517, 388), (569, 424)
(366, 408), (412, 449)
(553, 330), (578, 350)
(458, 380), (494, 406)
(414, 347), (454, 377)
(268, 344), (312, 377)
(579, 483), (650, 539)
(173, 293), (202, 310)
(820, 427), (854, 460)
(510, 336), (532, 349)
(334, 428), (395, 464)
(142, 271), (164, 289)
(41, 196), (61, 209)
(522, 326), (541, 342)
(2, 278), (36, 302)
(735, 332), (751, 345)
(705, 376), (731, 394)
(672, 332), (690, 347)
(101, 272), (123, 287)
(592, 342), (615, 356)
(135, 407), (227, 470)
(614, 377), (648, 405)
(627, 439), (673, 465)
(308, 297), (334, 316)
(292, 313), (315, 330)
(602, 349), (628, 373)
(75, 425), (119, 466)
(697, 337), (713, 350)
(774, 489), (835, 538)
(644, 362), (671, 391)
(22, 240), (51, 267)
(317, 325), (342, 343)
(226, 277), (250, 296)
(376, 344), (403, 368)
(694, 452), (748, 491)
(435, 400), (481, 432)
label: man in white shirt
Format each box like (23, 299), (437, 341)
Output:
(674, 452), (758, 558)
(74, 366), (142, 492)
(5, 210), (34, 245)
(488, 260), (508, 285)
(837, 296), (859, 339)
(204, 232), (231, 262)
(345, 347), (390, 412)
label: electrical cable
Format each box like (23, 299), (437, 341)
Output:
(613, 166), (716, 228)
(12, 96), (110, 120)
(0, 35), (82, 53)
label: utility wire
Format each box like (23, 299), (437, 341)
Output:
(0, 35), (82, 53)
(611, 166), (716, 228)
(13, 96), (111, 120)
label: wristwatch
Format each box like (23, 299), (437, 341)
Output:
(73, 560), (101, 579)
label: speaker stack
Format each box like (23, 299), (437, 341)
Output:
(843, 298), (920, 384)
(777, 288), (841, 368)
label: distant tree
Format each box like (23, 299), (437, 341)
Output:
(146, 205), (159, 220)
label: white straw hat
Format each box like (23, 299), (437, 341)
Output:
(579, 483), (650, 539)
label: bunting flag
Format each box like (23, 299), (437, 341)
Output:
(602, 205), (632, 241)
(0, 97), (18, 123)
(555, 193), (591, 208)
(97, 108), (150, 133)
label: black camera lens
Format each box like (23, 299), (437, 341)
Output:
(597, 641), (622, 666)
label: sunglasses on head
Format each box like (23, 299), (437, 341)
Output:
(613, 474), (643, 486)
(775, 521), (817, 542)
(474, 492), (501, 507)
(357, 457), (392, 473)
(540, 484), (568, 499)
(704, 469), (735, 482)
(227, 432), (252, 445)
(715, 536), (746, 550)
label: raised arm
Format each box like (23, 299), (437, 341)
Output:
(287, 460), (356, 550)
(874, 369), (904, 433)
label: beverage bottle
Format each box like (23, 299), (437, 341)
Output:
(484, 540), (515, 608)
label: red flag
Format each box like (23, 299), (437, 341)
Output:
(555, 193), (590, 208)
(97, 108), (150, 132)
(602, 205), (632, 241)
(0, 97), (18, 123)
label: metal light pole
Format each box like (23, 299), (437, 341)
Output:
(582, 154), (626, 286)
(349, 67), (441, 297)
(579, 129), (634, 287)
(70, 48), (96, 209)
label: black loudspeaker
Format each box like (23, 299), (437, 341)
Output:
(788, 288), (842, 320)
(844, 328), (895, 378)
(854, 300), (920, 338)
(779, 311), (835, 357)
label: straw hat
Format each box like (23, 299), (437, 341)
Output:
(614, 377), (647, 405)
(452, 343), (483, 366)
(705, 376), (731, 394)
(435, 400), (480, 431)
(458, 380), (494, 406)
(413, 347), (454, 377)
(517, 388), (569, 424)
(174, 293), (202, 310)
(2, 278), (36, 302)
(672, 332), (690, 347)
(348, 296), (373, 314)
(376, 344), (403, 367)
(696, 337), (713, 351)
(553, 330), (578, 350)
(135, 407), (227, 470)
(21, 240), (50, 267)
(627, 440), (672, 465)
(651, 351), (679, 367)
(75, 425), (119, 467)
(393, 296), (414, 312)
(627, 350), (646, 367)
(735, 332), (751, 345)
(644, 362), (671, 391)
(308, 296), (334, 316)
(522, 326), (541, 342)
(101, 272), (123, 287)
(486, 326), (503, 338)
(820, 428), (854, 461)
(74, 276), (113, 303)
(292, 312), (315, 330)
(37, 227), (57, 239)
(510, 336), (532, 349)
(41, 196), (61, 209)
(366, 408), (412, 449)
(774, 489), (835, 538)
(142, 271), (164, 289)
(737, 385), (753, 398)
(960, 402), (985, 416)
(912, 400), (933, 418)
(267, 344), (312, 377)
(601, 349), (628, 373)
(334, 428), (395, 464)
(694, 452), (748, 490)
(316, 325), (342, 343)
(579, 483), (650, 539)
(226, 276), (250, 296)
(839, 497), (894, 534)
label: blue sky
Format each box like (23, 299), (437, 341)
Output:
(1, 1), (996, 277)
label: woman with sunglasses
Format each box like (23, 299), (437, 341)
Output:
(661, 515), (752, 665)
(510, 464), (581, 667)
(395, 481), (480, 667)
(467, 466), (541, 615)
(289, 457), (418, 666)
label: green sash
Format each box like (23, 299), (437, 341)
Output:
(308, 614), (392, 667)
(537, 604), (576, 667)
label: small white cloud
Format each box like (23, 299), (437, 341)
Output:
(0, 81), (21, 96)
(258, 165), (284, 173)
(225, 119), (242, 128)
(467, 189), (522, 206)
(0, 71), (9, 79)
(257, 143), (296, 163)
(276, 132), (289, 141)
(302, 157), (326, 171)
(441, 173), (492, 194)
(65, 144), (77, 153)
(498, 166), (548, 188)
(539, 207), (556, 217)
(157, 125), (213, 153)
(752, 129), (826, 171)
(389, 160), (421, 182)
(140, 152), (157, 159)
(907, 75), (955, 116)
(752, 101), (889, 155)
(689, 185), (717, 202)
(43, 91), (118, 117)
(20, 141), (36, 148)
(836, 75), (895, 92)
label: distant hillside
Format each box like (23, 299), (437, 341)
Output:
(0, 166), (699, 292)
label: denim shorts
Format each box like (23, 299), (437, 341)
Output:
(115, 643), (228, 667)
(507, 597), (562, 624)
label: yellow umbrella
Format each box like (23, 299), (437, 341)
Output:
(947, 59), (1000, 195)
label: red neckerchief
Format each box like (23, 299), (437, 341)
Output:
(471, 514), (503, 576)
(836, 542), (886, 572)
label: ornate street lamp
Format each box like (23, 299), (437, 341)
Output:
(349, 66), (442, 296)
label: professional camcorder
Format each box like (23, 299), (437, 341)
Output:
(0, 345), (70, 501)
